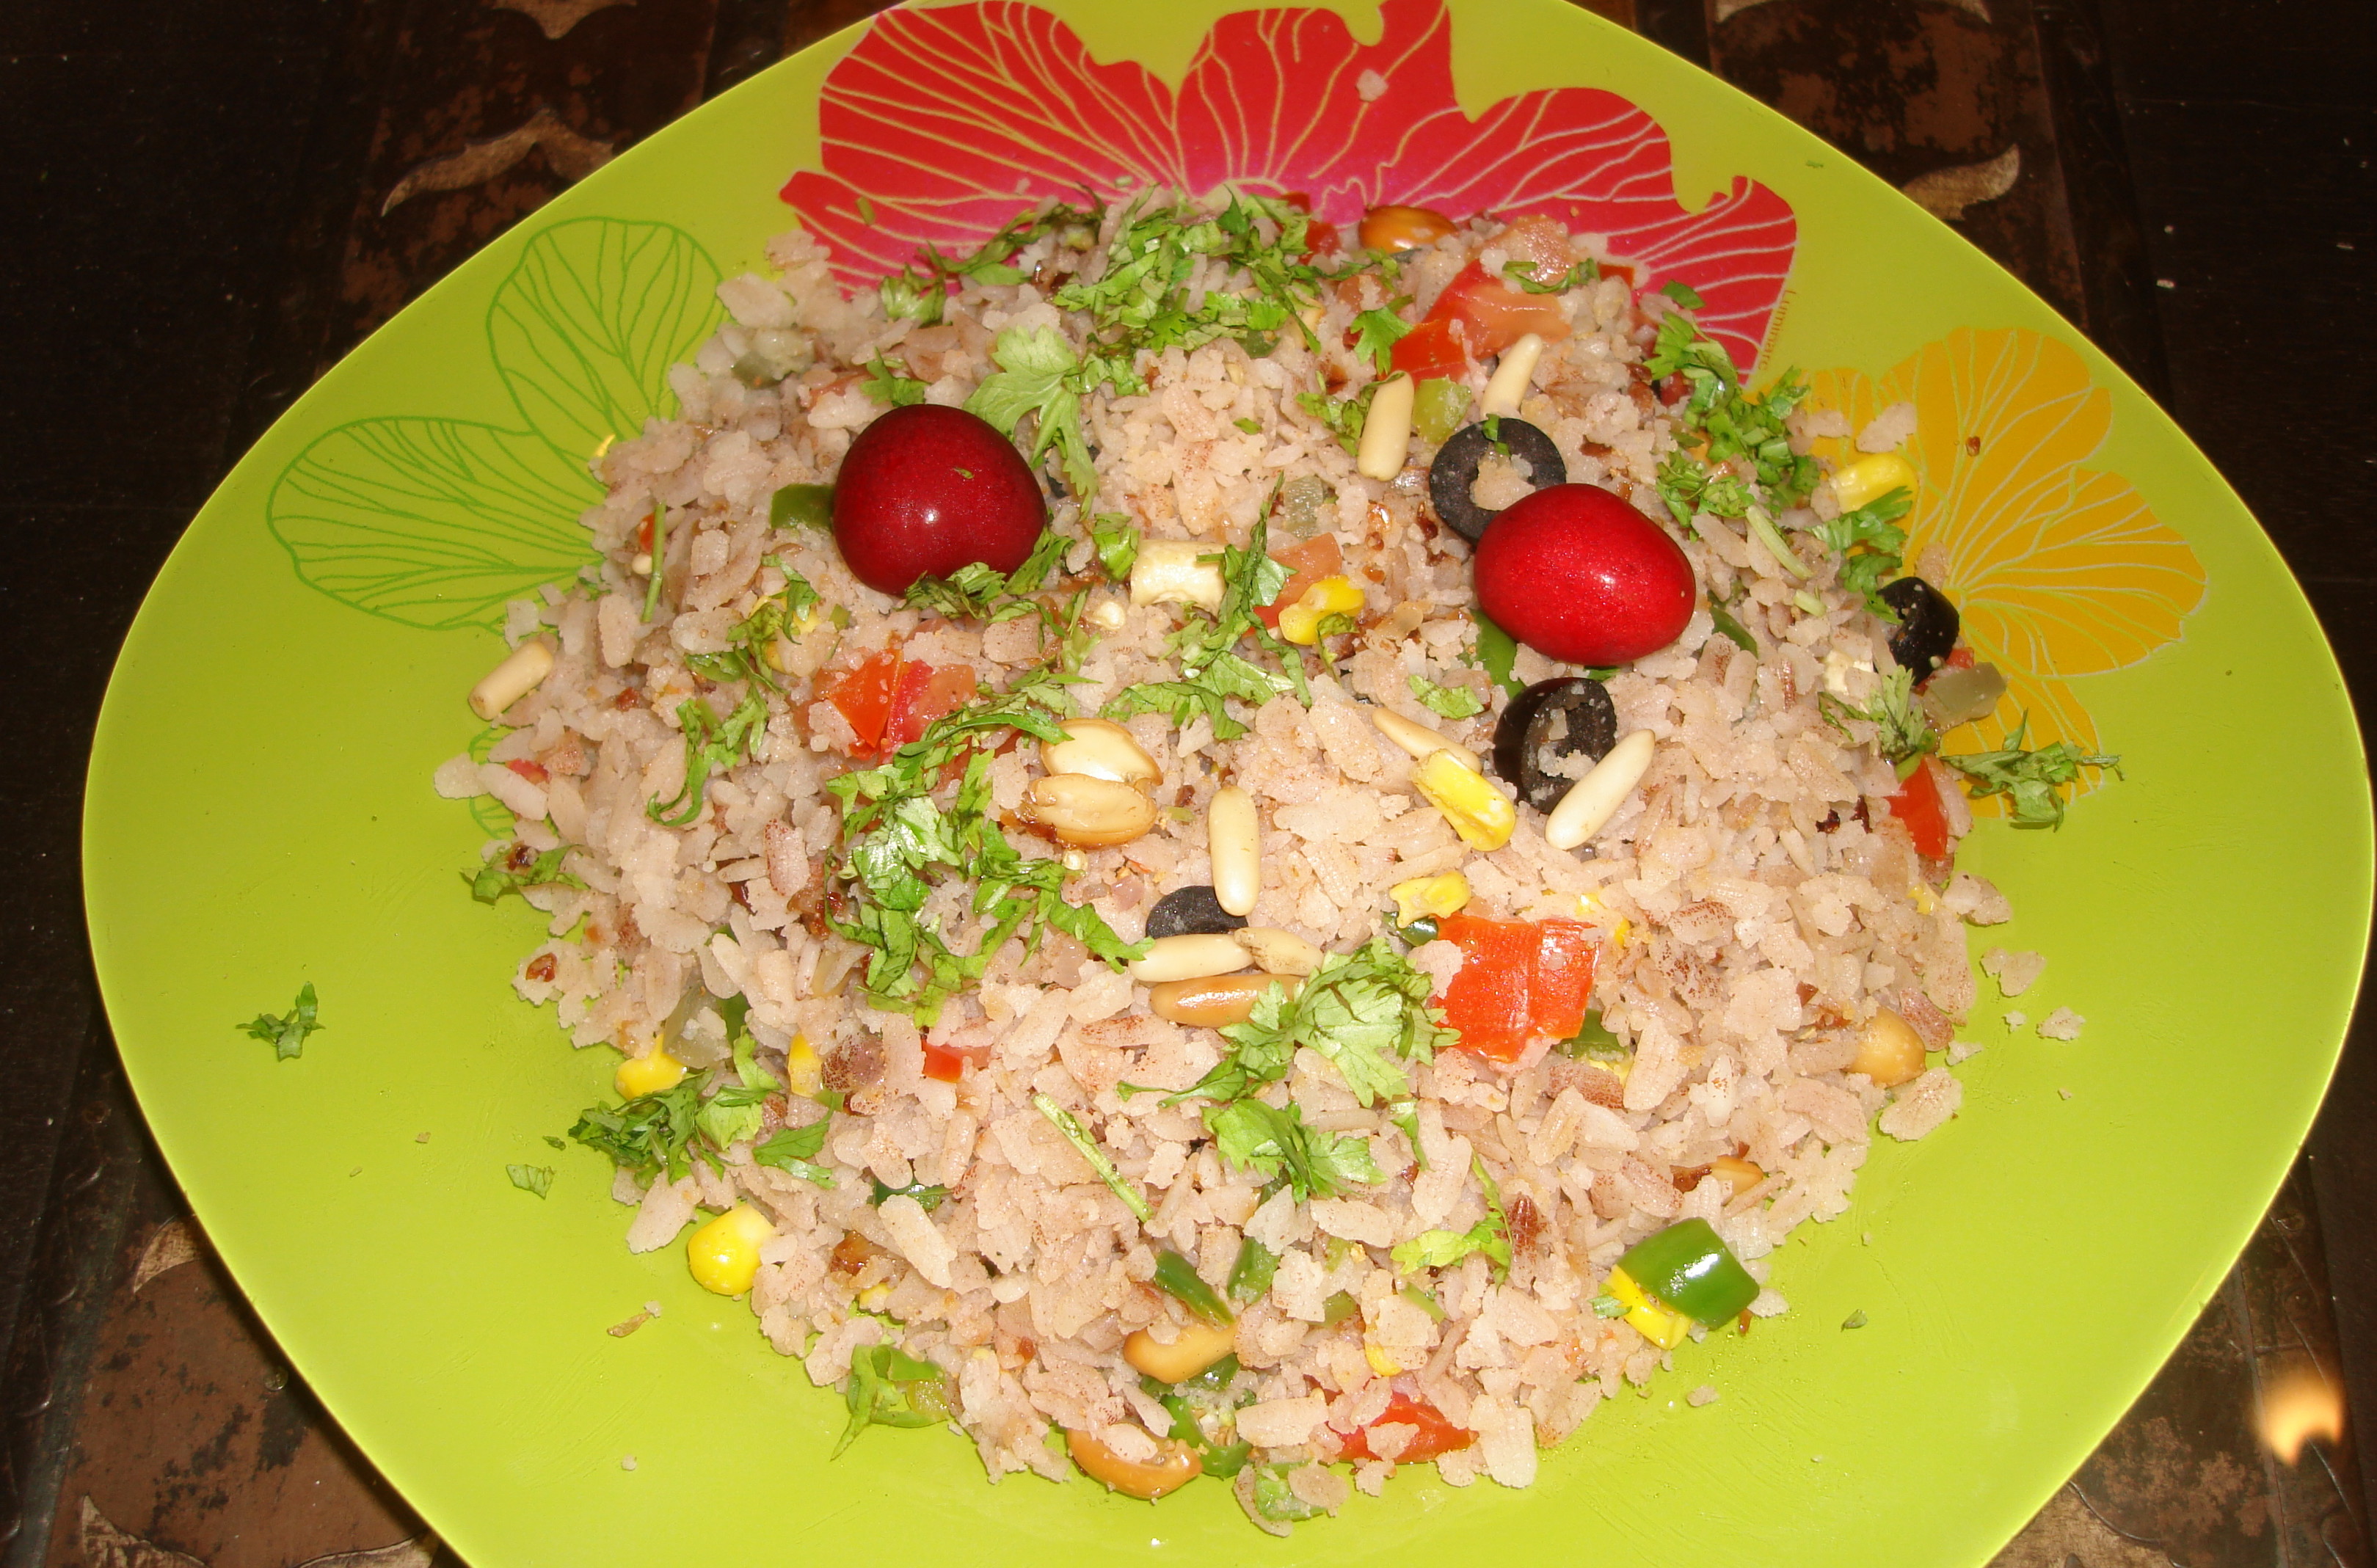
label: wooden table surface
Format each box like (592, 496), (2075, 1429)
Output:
(3, 0), (2371, 1563)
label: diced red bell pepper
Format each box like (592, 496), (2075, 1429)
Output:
(1437, 914), (1540, 1062)
(1253, 535), (1344, 632)
(1388, 315), (1468, 382)
(1336, 1392), (1474, 1463)
(1529, 919), (1597, 1041)
(922, 1039), (992, 1083)
(1438, 915), (1601, 1061)
(1887, 756), (1954, 859)
(503, 757), (550, 785)
(1945, 645), (1976, 671)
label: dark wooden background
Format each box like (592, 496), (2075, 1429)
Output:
(2, 0), (2371, 1562)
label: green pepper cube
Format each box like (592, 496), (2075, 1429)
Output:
(1614, 1217), (1758, 1325)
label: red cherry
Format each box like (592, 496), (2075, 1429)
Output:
(831, 404), (1046, 596)
(1473, 484), (1696, 666)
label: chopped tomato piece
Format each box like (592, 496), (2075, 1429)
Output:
(1424, 260), (1573, 360)
(1388, 316), (1468, 381)
(1887, 756), (1954, 859)
(1253, 535), (1344, 632)
(887, 662), (978, 751)
(1336, 1393), (1474, 1463)
(818, 652), (900, 757)
(1528, 919), (1597, 1041)
(1945, 646), (1976, 671)
(922, 1040), (991, 1083)
(503, 757), (550, 785)
(1437, 914), (1539, 1062)
(635, 512), (655, 553)
(820, 652), (975, 760)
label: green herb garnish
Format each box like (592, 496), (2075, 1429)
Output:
(506, 1163), (554, 1197)
(1406, 672), (1485, 720)
(1819, 666), (1938, 777)
(467, 844), (582, 904)
(1032, 1093), (1151, 1221)
(757, 1122), (837, 1187)
(1391, 1155), (1513, 1280)
(647, 692), (768, 826)
(1090, 511), (1139, 580)
(1153, 1248), (1234, 1324)
(869, 1177), (950, 1210)
(1942, 718), (2121, 828)
(1203, 1098), (1382, 1201)
(240, 982), (322, 1061)
(861, 354), (929, 407)
(1503, 258), (1601, 293)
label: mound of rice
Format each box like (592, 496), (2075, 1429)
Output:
(436, 197), (2016, 1525)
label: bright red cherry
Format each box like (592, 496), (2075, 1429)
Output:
(1473, 484), (1696, 666)
(831, 404), (1046, 596)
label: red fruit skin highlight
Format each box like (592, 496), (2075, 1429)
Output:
(831, 404), (1046, 596)
(1473, 484), (1696, 666)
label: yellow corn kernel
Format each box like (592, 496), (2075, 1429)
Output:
(1390, 871), (1473, 927)
(1275, 576), (1366, 646)
(1611, 918), (1631, 951)
(1606, 1266), (1692, 1351)
(615, 1044), (687, 1098)
(1910, 881), (1939, 915)
(782, 1034), (822, 1098)
(687, 1205), (774, 1297)
(1364, 1341), (1402, 1377)
(857, 1283), (895, 1312)
(1412, 751), (1515, 851)
(1831, 451), (1918, 513)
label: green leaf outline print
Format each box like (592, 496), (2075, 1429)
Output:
(268, 218), (723, 630)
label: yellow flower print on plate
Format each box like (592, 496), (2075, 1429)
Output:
(1808, 327), (2206, 809)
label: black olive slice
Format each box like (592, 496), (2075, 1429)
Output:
(1145, 884), (1247, 940)
(1879, 576), (1960, 677)
(1427, 417), (1567, 541)
(1492, 677), (1618, 813)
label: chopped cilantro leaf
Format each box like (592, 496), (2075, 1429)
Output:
(1233, 416), (1263, 435)
(647, 693), (768, 826)
(1295, 383), (1377, 456)
(467, 844), (581, 904)
(1556, 1007), (1629, 1064)
(1812, 486), (1915, 617)
(1406, 672), (1485, 720)
(1348, 298), (1413, 373)
(1502, 258), (1600, 293)
(240, 982), (322, 1060)
(1819, 666), (1938, 777)
(756, 1122), (836, 1186)
(506, 1163), (554, 1197)
(870, 1177), (950, 1210)
(1659, 278), (1707, 309)
(1173, 937), (1449, 1107)
(1204, 1097), (1381, 1201)
(963, 325), (1096, 500)
(1031, 1093), (1151, 1221)
(1389, 1158), (1512, 1280)
(1942, 718), (2121, 828)
(861, 354), (928, 407)
(688, 565), (821, 690)
(1090, 512), (1139, 580)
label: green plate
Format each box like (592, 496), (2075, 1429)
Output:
(84, 1), (2370, 1563)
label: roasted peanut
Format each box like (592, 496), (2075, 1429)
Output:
(1041, 717), (1160, 786)
(1146, 972), (1297, 1029)
(1123, 1319), (1238, 1384)
(1066, 1429), (1201, 1500)
(1358, 203), (1457, 253)
(1020, 774), (1156, 847)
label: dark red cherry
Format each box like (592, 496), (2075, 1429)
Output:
(831, 404), (1046, 596)
(1473, 484), (1695, 666)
